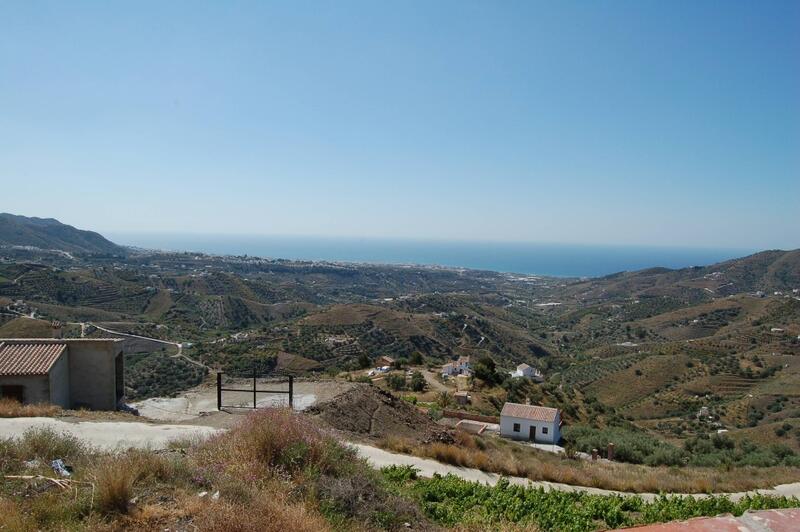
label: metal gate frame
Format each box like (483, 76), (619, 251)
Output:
(216, 369), (293, 410)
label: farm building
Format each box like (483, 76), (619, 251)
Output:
(441, 356), (471, 378)
(0, 339), (124, 410)
(454, 390), (470, 405)
(377, 355), (395, 367)
(499, 402), (561, 444)
(510, 363), (544, 382)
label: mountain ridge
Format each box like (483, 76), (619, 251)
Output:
(0, 213), (124, 255)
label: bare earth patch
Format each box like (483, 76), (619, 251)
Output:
(307, 384), (453, 444)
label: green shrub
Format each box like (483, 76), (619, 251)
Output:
(381, 465), (418, 483)
(644, 447), (684, 467)
(687, 453), (725, 467)
(386, 374), (406, 391)
(684, 434), (796, 467)
(410, 371), (426, 392)
(739, 452), (779, 468)
(563, 425), (677, 464)
(473, 356), (503, 385)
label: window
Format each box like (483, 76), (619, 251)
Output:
(513, 423), (520, 432)
(542, 427), (549, 434)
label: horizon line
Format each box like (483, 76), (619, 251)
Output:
(103, 230), (766, 253)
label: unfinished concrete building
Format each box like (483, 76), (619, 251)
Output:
(0, 338), (124, 410)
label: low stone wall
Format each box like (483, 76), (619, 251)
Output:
(443, 409), (499, 424)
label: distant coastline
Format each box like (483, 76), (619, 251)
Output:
(106, 232), (752, 278)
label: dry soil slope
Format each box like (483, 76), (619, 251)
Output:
(307, 384), (452, 444)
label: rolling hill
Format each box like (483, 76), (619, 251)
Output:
(2, 217), (800, 457)
(568, 249), (800, 302)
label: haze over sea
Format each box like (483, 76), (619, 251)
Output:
(107, 233), (753, 278)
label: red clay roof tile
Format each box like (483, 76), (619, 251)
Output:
(501, 402), (559, 422)
(0, 342), (66, 376)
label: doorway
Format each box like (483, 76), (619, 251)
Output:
(1, 385), (24, 403)
(528, 425), (536, 442)
(114, 352), (124, 405)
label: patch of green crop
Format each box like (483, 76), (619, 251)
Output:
(382, 469), (800, 532)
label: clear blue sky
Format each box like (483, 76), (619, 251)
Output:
(1, 1), (798, 249)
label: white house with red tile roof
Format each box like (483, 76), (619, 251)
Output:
(0, 339), (124, 410)
(500, 402), (561, 444)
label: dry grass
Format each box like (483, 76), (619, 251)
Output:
(0, 398), (61, 418)
(193, 407), (354, 482)
(87, 451), (177, 516)
(422, 432), (494, 470)
(0, 410), (374, 530)
(64, 408), (141, 421)
(379, 434), (417, 454)
(0, 410), (408, 532)
(187, 489), (331, 532)
(0, 317), (54, 337)
(379, 432), (800, 494)
(0, 499), (36, 532)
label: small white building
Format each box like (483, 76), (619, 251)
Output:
(441, 362), (456, 377)
(510, 363), (544, 382)
(441, 356), (471, 378)
(500, 402), (561, 444)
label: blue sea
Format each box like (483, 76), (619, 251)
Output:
(106, 232), (753, 278)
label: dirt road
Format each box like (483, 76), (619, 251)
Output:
(349, 443), (800, 502)
(0, 418), (220, 450)
(132, 380), (353, 423)
(421, 369), (449, 392)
